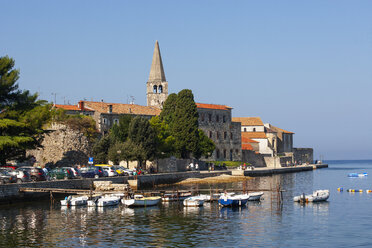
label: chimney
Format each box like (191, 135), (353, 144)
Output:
(108, 105), (113, 114)
(78, 101), (84, 111)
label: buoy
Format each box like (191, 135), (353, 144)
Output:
(366, 190), (372, 193)
(337, 187), (343, 192)
(347, 189), (355, 192)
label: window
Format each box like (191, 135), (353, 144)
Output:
(208, 114), (212, 122)
(223, 115), (226, 123)
(253, 128), (256, 132)
(103, 118), (107, 124)
(158, 85), (163, 93)
(230, 132), (233, 139)
(216, 132), (220, 139)
(201, 113), (205, 122)
(216, 115), (219, 122)
(224, 132), (227, 140)
(223, 149), (227, 159)
(235, 149), (239, 154)
(244, 128), (247, 132)
(114, 119), (119, 125)
(216, 149), (220, 159)
(209, 131), (212, 139)
(153, 85), (157, 93)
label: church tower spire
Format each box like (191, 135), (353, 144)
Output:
(147, 41), (168, 109)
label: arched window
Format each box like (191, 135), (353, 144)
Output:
(158, 85), (163, 93)
(216, 149), (220, 159)
(153, 85), (157, 93)
(223, 149), (227, 159)
(253, 128), (256, 132)
(244, 128), (247, 132)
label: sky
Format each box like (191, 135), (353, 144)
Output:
(1, 1), (372, 160)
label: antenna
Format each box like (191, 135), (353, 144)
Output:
(130, 96), (135, 104)
(51, 93), (57, 105)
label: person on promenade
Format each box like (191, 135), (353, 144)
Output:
(195, 163), (199, 171)
(189, 162), (194, 171)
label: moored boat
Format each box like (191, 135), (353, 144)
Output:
(161, 192), (192, 202)
(183, 196), (205, 207)
(293, 190), (330, 202)
(122, 195), (161, 207)
(218, 193), (250, 207)
(61, 195), (88, 207)
(247, 192), (264, 201)
(88, 195), (121, 207)
(348, 173), (368, 177)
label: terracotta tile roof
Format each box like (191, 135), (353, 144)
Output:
(232, 117), (264, 126)
(241, 132), (267, 139)
(54, 104), (82, 111)
(242, 144), (253, 150)
(272, 126), (294, 134)
(83, 101), (161, 116)
(242, 137), (259, 143)
(196, 103), (232, 110)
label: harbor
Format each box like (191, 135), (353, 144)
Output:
(0, 164), (327, 204)
(1, 160), (371, 248)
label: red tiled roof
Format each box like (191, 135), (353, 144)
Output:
(196, 103), (232, 110)
(242, 144), (253, 150)
(242, 137), (259, 143)
(232, 117), (264, 126)
(54, 104), (81, 111)
(83, 101), (161, 116)
(241, 132), (267, 139)
(273, 126), (294, 134)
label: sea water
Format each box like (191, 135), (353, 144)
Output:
(1, 160), (372, 247)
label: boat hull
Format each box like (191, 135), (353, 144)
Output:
(122, 197), (161, 207)
(183, 197), (204, 207)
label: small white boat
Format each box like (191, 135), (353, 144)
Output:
(218, 193), (250, 207)
(122, 195), (161, 207)
(183, 196), (205, 207)
(61, 195), (88, 206)
(88, 195), (121, 207)
(293, 190), (330, 202)
(247, 192), (264, 201)
(161, 192), (192, 202)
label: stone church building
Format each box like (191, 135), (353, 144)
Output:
(56, 41), (242, 162)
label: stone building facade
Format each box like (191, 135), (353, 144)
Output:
(197, 103), (241, 161)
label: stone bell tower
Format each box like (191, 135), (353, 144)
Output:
(147, 41), (168, 109)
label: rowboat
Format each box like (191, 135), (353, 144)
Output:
(122, 195), (161, 207)
(293, 190), (330, 202)
(348, 173), (368, 177)
(183, 196), (205, 207)
(218, 193), (250, 207)
(61, 196), (88, 206)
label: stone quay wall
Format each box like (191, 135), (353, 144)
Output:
(0, 177), (127, 204)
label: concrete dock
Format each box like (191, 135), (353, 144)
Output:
(231, 164), (328, 177)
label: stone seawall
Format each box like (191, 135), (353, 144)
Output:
(0, 177), (127, 204)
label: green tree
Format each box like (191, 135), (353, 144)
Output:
(92, 135), (111, 164)
(172, 89), (200, 159)
(149, 116), (175, 158)
(128, 116), (157, 167)
(159, 93), (177, 126)
(0, 56), (52, 164)
(197, 129), (215, 159)
(109, 115), (133, 143)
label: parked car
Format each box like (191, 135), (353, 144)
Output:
(70, 168), (81, 179)
(18, 167), (46, 181)
(49, 168), (74, 180)
(0, 169), (18, 184)
(89, 166), (105, 178)
(79, 167), (96, 178)
(102, 167), (118, 177)
(112, 166), (128, 176)
(8, 169), (31, 183)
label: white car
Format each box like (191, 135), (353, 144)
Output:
(102, 167), (118, 177)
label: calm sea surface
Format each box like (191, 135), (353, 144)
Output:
(1, 160), (372, 247)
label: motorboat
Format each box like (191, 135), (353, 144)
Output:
(293, 190), (330, 202)
(183, 196), (205, 207)
(122, 195), (161, 207)
(161, 192), (192, 202)
(348, 173), (368, 178)
(247, 192), (264, 201)
(218, 193), (250, 207)
(61, 195), (88, 206)
(88, 195), (121, 207)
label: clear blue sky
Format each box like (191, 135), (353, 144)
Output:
(1, 1), (371, 160)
